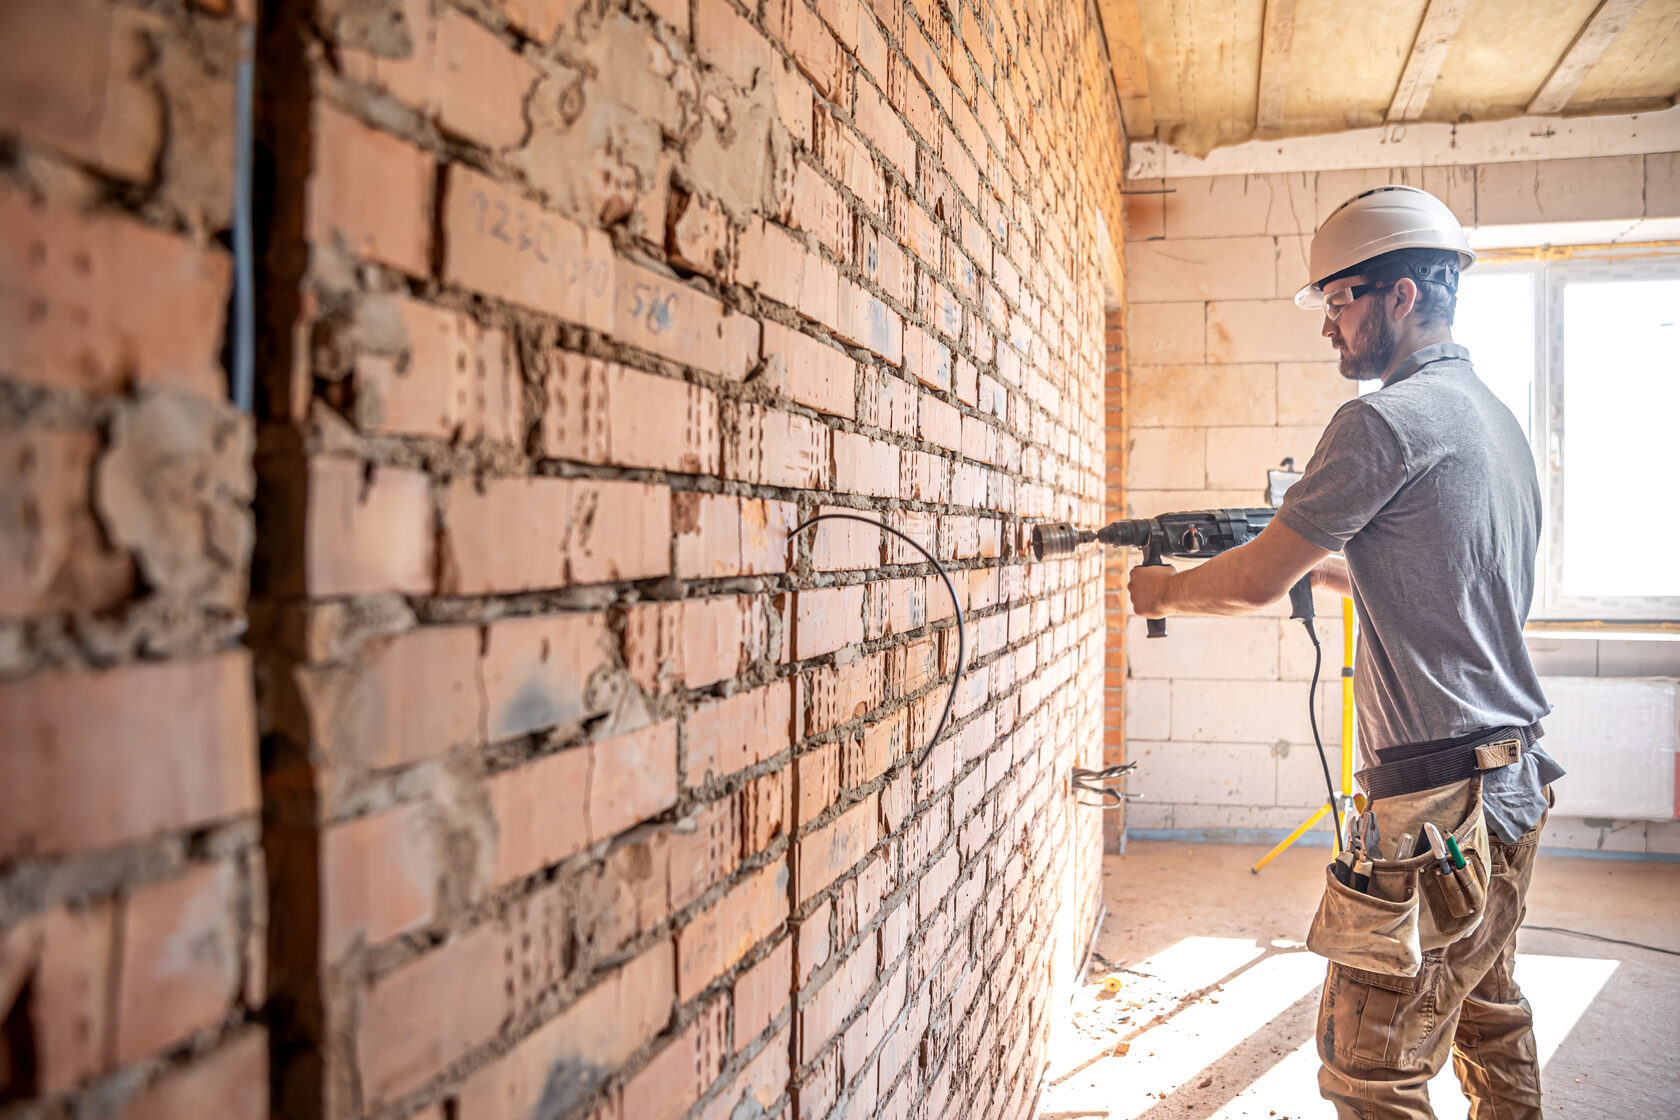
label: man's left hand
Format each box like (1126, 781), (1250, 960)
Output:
(1127, 563), (1176, 618)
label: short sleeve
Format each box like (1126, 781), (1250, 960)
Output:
(1276, 400), (1409, 551)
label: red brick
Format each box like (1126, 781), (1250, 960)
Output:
(695, 0), (776, 90)
(622, 999), (727, 1120)
(863, 371), (918, 437)
(894, 192), (939, 268)
(721, 401), (830, 490)
(738, 221), (840, 326)
(613, 259), (761, 379)
(884, 576), (925, 633)
(961, 415), (993, 463)
(117, 1028), (266, 1120)
(742, 497), (799, 574)
(921, 392), (961, 451)
(115, 862), (242, 1065)
(302, 457), (433, 597)
(807, 504), (883, 572)
(0, 430), (133, 618)
(455, 937), (670, 1120)
(0, 186), (230, 398)
(354, 296), (522, 443)
(887, 54), (938, 147)
(769, 0), (843, 97)
(795, 898), (831, 986)
(306, 105), (431, 274)
(543, 352), (720, 473)
(342, 3), (539, 149)
(0, 652), (256, 860)
(798, 937), (875, 1064)
(685, 680), (795, 786)
(814, 109), (885, 214)
(697, 1025), (791, 1120)
(321, 803), (437, 959)
(591, 721), (681, 838)
(852, 77), (914, 180)
(903, 324), (952, 391)
(359, 926), (508, 1109)
(669, 800), (744, 912)
(833, 277), (905, 364)
(669, 188), (731, 278)
(762, 320), (857, 419)
(805, 649), (886, 734)
(796, 741), (839, 826)
(857, 222), (911, 306)
(481, 612), (614, 740)
(793, 585), (866, 659)
(438, 475), (669, 594)
(901, 449), (950, 502)
(796, 794), (877, 904)
(733, 938), (792, 1046)
(296, 624), (481, 773)
(785, 161), (854, 260)
(831, 430), (897, 500)
(487, 746), (589, 885)
(13, 902), (117, 1092)
(740, 766), (792, 855)
(441, 164), (615, 331)
(860, 709), (906, 782)
(677, 857), (788, 1001)
(0, 0), (159, 179)
(500, 0), (585, 40)
(673, 493), (797, 580)
(917, 847), (959, 923)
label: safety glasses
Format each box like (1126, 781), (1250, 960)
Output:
(1324, 280), (1390, 321)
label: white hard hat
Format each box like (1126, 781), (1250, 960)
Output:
(1296, 184), (1475, 309)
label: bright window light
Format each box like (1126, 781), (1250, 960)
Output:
(1455, 271), (1536, 438)
(1560, 279), (1680, 598)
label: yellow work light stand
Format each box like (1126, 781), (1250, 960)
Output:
(1251, 596), (1358, 873)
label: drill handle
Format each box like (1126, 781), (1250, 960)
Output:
(1142, 537), (1169, 639)
(1287, 573), (1315, 624)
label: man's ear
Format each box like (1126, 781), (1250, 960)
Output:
(1391, 276), (1420, 320)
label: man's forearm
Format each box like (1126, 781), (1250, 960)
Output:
(1157, 549), (1280, 616)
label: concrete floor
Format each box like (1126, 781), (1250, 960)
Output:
(1040, 840), (1680, 1119)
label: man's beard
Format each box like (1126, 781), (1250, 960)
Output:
(1337, 313), (1399, 381)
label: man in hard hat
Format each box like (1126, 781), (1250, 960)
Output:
(1127, 184), (1563, 1119)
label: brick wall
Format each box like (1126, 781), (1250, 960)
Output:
(0, 1), (267, 1117)
(251, 2), (1124, 1120)
(1118, 153), (1680, 845)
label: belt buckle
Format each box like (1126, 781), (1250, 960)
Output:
(1474, 736), (1522, 770)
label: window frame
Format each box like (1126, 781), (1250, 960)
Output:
(1463, 253), (1680, 623)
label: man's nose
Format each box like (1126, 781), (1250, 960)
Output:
(1322, 315), (1336, 337)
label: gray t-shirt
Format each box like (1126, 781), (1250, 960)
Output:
(1277, 343), (1563, 842)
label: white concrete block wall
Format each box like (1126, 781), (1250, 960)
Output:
(1120, 151), (1680, 853)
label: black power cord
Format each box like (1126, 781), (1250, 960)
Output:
(1301, 618), (1344, 848)
(787, 513), (966, 751)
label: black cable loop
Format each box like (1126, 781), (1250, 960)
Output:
(787, 513), (967, 752)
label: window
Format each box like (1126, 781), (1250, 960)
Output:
(1454, 257), (1680, 622)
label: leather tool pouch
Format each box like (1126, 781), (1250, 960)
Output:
(1306, 777), (1491, 976)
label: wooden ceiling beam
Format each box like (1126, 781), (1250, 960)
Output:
(1527, 0), (1647, 116)
(1256, 0), (1297, 133)
(1096, 0), (1155, 142)
(1386, 0), (1471, 122)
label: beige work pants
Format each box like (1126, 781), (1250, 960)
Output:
(1316, 812), (1546, 1119)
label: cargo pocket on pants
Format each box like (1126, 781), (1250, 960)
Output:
(1319, 955), (1439, 1069)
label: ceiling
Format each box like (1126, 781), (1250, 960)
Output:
(1096, 0), (1680, 156)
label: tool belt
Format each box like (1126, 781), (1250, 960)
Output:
(1307, 777), (1491, 977)
(1356, 721), (1544, 801)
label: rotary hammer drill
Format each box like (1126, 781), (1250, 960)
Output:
(1031, 508), (1316, 637)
